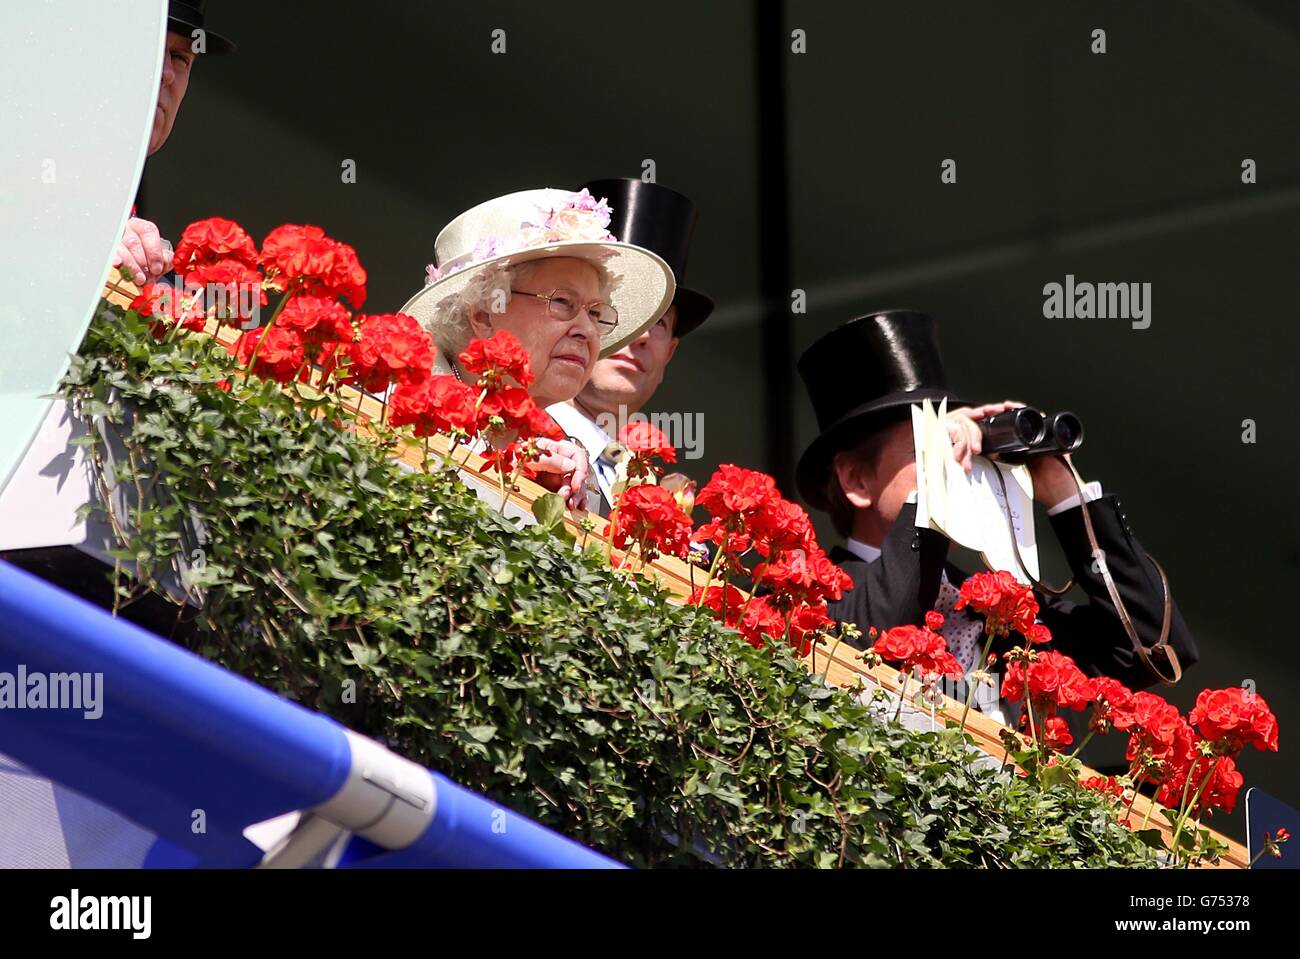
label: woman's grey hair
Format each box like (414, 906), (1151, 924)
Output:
(421, 258), (617, 362)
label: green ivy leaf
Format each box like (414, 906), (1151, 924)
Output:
(531, 492), (565, 530)
(1040, 764), (1075, 789)
(464, 725), (497, 743)
(1133, 828), (1167, 851)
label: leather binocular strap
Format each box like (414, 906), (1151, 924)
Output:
(991, 458), (1181, 686)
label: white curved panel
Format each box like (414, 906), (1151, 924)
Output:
(0, 1), (167, 494)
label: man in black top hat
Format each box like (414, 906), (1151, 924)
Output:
(113, 1), (235, 286)
(548, 178), (714, 514)
(796, 310), (1197, 705)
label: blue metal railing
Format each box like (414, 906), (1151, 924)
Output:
(0, 560), (621, 869)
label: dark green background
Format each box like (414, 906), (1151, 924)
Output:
(146, 0), (1300, 842)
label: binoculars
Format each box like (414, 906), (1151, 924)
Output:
(977, 408), (1084, 463)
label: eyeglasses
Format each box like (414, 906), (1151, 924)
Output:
(512, 288), (618, 332)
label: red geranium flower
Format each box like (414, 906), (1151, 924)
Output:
(606, 484), (693, 562)
(1003, 650), (1094, 749)
(786, 602), (834, 657)
(1089, 677), (1135, 734)
(872, 623), (963, 680)
(913, 634), (963, 680)
(1188, 686), (1279, 756)
(260, 224), (367, 308)
(1024, 623), (1052, 645)
(235, 326), (305, 383)
(1040, 715), (1074, 750)
(184, 258), (268, 320)
(691, 464), (785, 561)
(1003, 650), (1094, 712)
(278, 295), (354, 351)
(1082, 775), (1127, 801)
(476, 440), (533, 477)
(692, 583), (749, 628)
(1155, 753), (1244, 818)
(479, 385), (539, 436)
(695, 464), (779, 519)
(873, 624), (921, 665)
(955, 570), (1040, 637)
(619, 420), (677, 464)
(691, 517), (751, 558)
(345, 313), (436, 393)
(129, 282), (205, 338)
(459, 330), (534, 389)
(173, 217), (259, 274)
(1119, 691), (1196, 778)
(749, 496), (816, 558)
(525, 406), (565, 442)
(389, 374), (480, 438)
(697, 591), (820, 655)
(735, 595), (788, 651)
(753, 545), (853, 606)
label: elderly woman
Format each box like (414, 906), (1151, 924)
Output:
(401, 187), (675, 510)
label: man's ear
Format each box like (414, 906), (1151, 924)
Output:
(666, 337), (679, 363)
(468, 307), (493, 339)
(833, 452), (874, 510)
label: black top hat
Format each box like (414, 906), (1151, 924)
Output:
(795, 310), (968, 509)
(168, 0), (236, 55)
(579, 178), (714, 337)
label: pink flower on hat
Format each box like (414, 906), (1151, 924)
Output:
(424, 190), (617, 286)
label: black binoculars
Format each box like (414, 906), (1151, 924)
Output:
(977, 408), (1084, 463)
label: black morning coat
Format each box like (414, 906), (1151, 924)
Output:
(826, 497), (1199, 692)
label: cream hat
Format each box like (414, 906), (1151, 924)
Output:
(400, 188), (676, 357)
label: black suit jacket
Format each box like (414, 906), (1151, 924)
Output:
(826, 497), (1198, 691)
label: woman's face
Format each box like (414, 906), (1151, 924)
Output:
(469, 257), (605, 407)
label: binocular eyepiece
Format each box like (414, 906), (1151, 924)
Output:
(977, 408), (1083, 463)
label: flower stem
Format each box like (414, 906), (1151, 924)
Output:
(496, 459), (510, 515)
(1139, 790), (1159, 831)
(604, 498), (621, 566)
(737, 570), (766, 625)
(1067, 729), (1096, 761)
(894, 669), (912, 723)
(694, 533), (728, 606)
(819, 632), (845, 684)
(1023, 695), (1039, 752)
(958, 627), (996, 732)
(1170, 756), (1221, 865)
(1123, 773), (1147, 825)
(243, 290), (291, 375)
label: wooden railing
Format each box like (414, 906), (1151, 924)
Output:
(99, 278), (1249, 868)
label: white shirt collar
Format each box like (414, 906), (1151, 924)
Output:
(844, 537), (882, 564)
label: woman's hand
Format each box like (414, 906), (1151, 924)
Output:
(941, 400), (1023, 473)
(530, 438), (592, 512)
